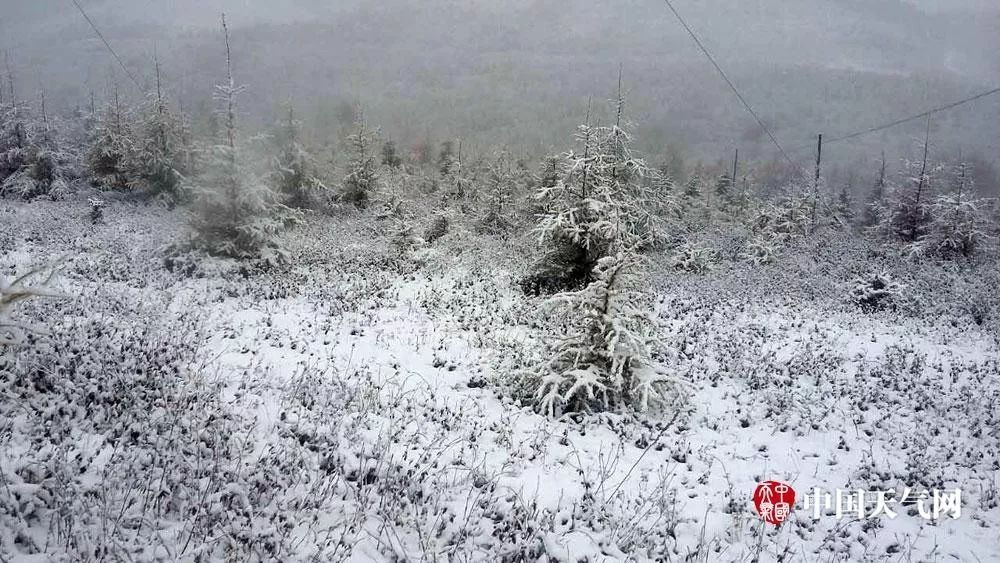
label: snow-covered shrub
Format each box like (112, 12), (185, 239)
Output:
(848, 270), (904, 312)
(524, 252), (679, 415)
(671, 241), (717, 273)
(88, 197), (105, 224)
(0, 261), (66, 346)
(741, 233), (780, 265)
(423, 213), (449, 244)
(390, 218), (420, 253)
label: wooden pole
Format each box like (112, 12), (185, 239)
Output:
(812, 133), (823, 228)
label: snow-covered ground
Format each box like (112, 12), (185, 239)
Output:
(2, 199), (998, 562)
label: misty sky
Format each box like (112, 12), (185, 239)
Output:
(2, 0), (998, 181)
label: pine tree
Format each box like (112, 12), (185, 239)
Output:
(341, 110), (378, 208)
(835, 181), (855, 225)
(913, 162), (987, 257)
(526, 253), (677, 415)
(533, 98), (653, 285)
(882, 125), (940, 243)
(189, 14), (297, 262)
(0, 95), (71, 199)
(714, 172), (733, 204)
(481, 148), (515, 233)
(272, 107), (329, 210)
(381, 139), (402, 168)
(87, 87), (138, 190)
(130, 55), (191, 203)
(862, 152), (887, 228)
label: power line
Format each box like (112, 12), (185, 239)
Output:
(806, 86), (1000, 149)
(69, 0), (142, 90)
(659, 0), (797, 169)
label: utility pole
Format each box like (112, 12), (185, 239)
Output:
(731, 148), (739, 193)
(812, 133), (823, 229)
(910, 117), (932, 241)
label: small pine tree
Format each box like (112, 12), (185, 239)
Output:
(834, 182), (855, 225)
(272, 108), (329, 210)
(912, 163), (987, 257)
(880, 132), (942, 243)
(526, 253), (676, 415)
(481, 148), (515, 233)
(862, 161), (886, 228)
(381, 139), (402, 169)
(87, 88), (138, 190)
(190, 15), (297, 262)
(714, 173), (733, 204)
(341, 111), (378, 208)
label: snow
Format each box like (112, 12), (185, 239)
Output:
(1, 199), (999, 561)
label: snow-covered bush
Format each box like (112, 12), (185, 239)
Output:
(671, 241), (717, 273)
(423, 213), (449, 243)
(741, 233), (780, 265)
(524, 252), (678, 415)
(848, 270), (904, 312)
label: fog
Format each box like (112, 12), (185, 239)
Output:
(2, 0), (999, 188)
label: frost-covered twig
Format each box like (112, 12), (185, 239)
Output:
(0, 260), (69, 346)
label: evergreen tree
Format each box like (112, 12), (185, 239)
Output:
(481, 148), (515, 233)
(189, 14), (297, 262)
(862, 153), (887, 228)
(87, 88), (138, 190)
(533, 100), (653, 282)
(913, 162), (987, 257)
(835, 181), (855, 225)
(381, 139), (402, 169)
(341, 110), (378, 208)
(272, 107), (329, 210)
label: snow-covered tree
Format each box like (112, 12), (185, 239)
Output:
(272, 108), (330, 210)
(911, 164), (988, 258)
(834, 182), (855, 225)
(481, 148), (515, 233)
(861, 154), (888, 228)
(526, 252), (676, 415)
(533, 99), (655, 283)
(381, 139), (402, 169)
(0, 98), (72, 199)
(130, 63), (192, 204)
(189, 15), (297, 262)
(879, 138), (943, 243)
(341, 111), (378, 208)
(87, 88), (138, 191)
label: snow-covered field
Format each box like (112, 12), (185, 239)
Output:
(2, 199), (999, 562)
